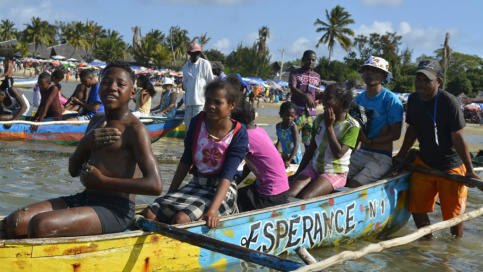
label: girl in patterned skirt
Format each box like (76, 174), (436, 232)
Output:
(144, 77), (249, 228)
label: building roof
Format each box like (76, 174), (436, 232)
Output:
(28, 43), (51, 59)
(49, 44), (84, 62)
(0, 39), (18, 48)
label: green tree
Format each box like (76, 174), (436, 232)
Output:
(314, 5), (355, 64)
(94, 30), (126, 63)
(167, 25), (190, 62)
(15, 41), (30, 57)
(146, 29), (165, 45)
(225, 42), (271, 78)
(86, 20), (106, 52)
(23, 17), (56, 57)
(66, 21), (90, 53)
(466, 68), (483, 95)
(314, 57), (350, 81)
(204, 49), (225, 63)
(151, 44), (172, 68)
(447, 73), (473, 96)
(0, 19), (17, 41)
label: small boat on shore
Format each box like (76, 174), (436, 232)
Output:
(0, 116), (184, 146)
(13, 78), (37, 88)
(0, 172), (411, 271)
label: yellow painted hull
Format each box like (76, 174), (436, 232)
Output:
(0, 231), (224, 271)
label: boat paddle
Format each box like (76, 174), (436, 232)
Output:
(134, 215), (304, 271)
(403, 163), (483, 188)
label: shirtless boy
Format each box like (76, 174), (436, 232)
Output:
(0, 56), (14, 91)
(5, 60), (163, 238)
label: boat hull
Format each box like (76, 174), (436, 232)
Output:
(0, 117), (184, 145)
(0, 173), (411, 271)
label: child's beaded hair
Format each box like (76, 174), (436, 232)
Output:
(325, 82), (354, 110)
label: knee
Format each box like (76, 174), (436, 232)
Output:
(27, 214), (55, 238)
(143, 207), (158, 221)
(5, 210), (25, 239)
(171, 212), (191, 225)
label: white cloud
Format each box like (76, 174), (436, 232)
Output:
(243, 32), (259, 46)
(5, 1), (76, 26)
(213, 38), (231, 54)
(398, 22), (412, 36)
(355, 21), (394, 36)
(361, 0), (404, 7)
(287, 37), (312, 59)
(152, 0), (248, 6)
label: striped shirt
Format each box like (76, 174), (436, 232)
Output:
(310, 114), (360, 173)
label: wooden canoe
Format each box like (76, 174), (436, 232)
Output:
(0, 116), (184, 146)
(0, 172), (411, 271)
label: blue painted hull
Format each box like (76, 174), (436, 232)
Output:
(185, 172), (411, 267)
(0, 117), (184, 145)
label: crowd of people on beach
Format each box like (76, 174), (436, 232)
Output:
(0, 45), (481, 241)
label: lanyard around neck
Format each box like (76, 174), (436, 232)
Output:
(419, 91), (439, 146)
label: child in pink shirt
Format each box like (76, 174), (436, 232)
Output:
(232, 99), (289, 212)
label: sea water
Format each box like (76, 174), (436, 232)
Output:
(1, 83), (482, 271)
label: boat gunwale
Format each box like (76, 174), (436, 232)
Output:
(0, 116), (184, 126)
(0, 171), (410, 245)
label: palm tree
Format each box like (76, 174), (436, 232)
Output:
(16, 41), (30, 57)
(168, 25), (190, 61)
(86, 20), (106, 50)
(152, 44), (172, 67)
(0, 19), (17, 41)
(66, 21), (90, 57)
(193, 32), (211, 47)
(146, 29), (165, 45)
(314, 5), (355, 64)
(23, 17), (55, 57)
(94, 30), (126, 62)
(257, 26), (270, 56)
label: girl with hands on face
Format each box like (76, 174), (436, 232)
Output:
(288, 82), (360, 199)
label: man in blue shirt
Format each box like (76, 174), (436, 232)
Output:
(346, 56), (404, 187)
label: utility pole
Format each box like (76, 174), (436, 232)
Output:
(278, 48), (284, 81)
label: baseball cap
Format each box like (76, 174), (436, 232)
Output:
(188, 43), (202, 53)
(416, 59), (442, 80)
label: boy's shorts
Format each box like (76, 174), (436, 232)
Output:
(347, 148), (392, 185)
(299, 164), (347, 190)
(408, 156), (468, 220)
(77, 115), (93, 121)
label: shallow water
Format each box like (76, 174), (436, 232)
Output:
(2, 84), (482, 271)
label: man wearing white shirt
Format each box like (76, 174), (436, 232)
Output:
(182, 43), (214, 128)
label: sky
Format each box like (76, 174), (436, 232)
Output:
(1, 0), (482, 64)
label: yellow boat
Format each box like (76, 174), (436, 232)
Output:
(0, 172), (412, 271)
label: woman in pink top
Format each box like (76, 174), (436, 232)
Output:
(232, 99), (289, 212)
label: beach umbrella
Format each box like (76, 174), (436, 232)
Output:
(463, 103), (481, 112)
(51, 55), (65, 60)
(67, 58), (78, 62)
(78, 62), (88, 67)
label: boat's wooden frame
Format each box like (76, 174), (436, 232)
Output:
(0, 172), (411, 271)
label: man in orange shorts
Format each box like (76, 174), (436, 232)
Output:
(394, 59), (481, 238)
